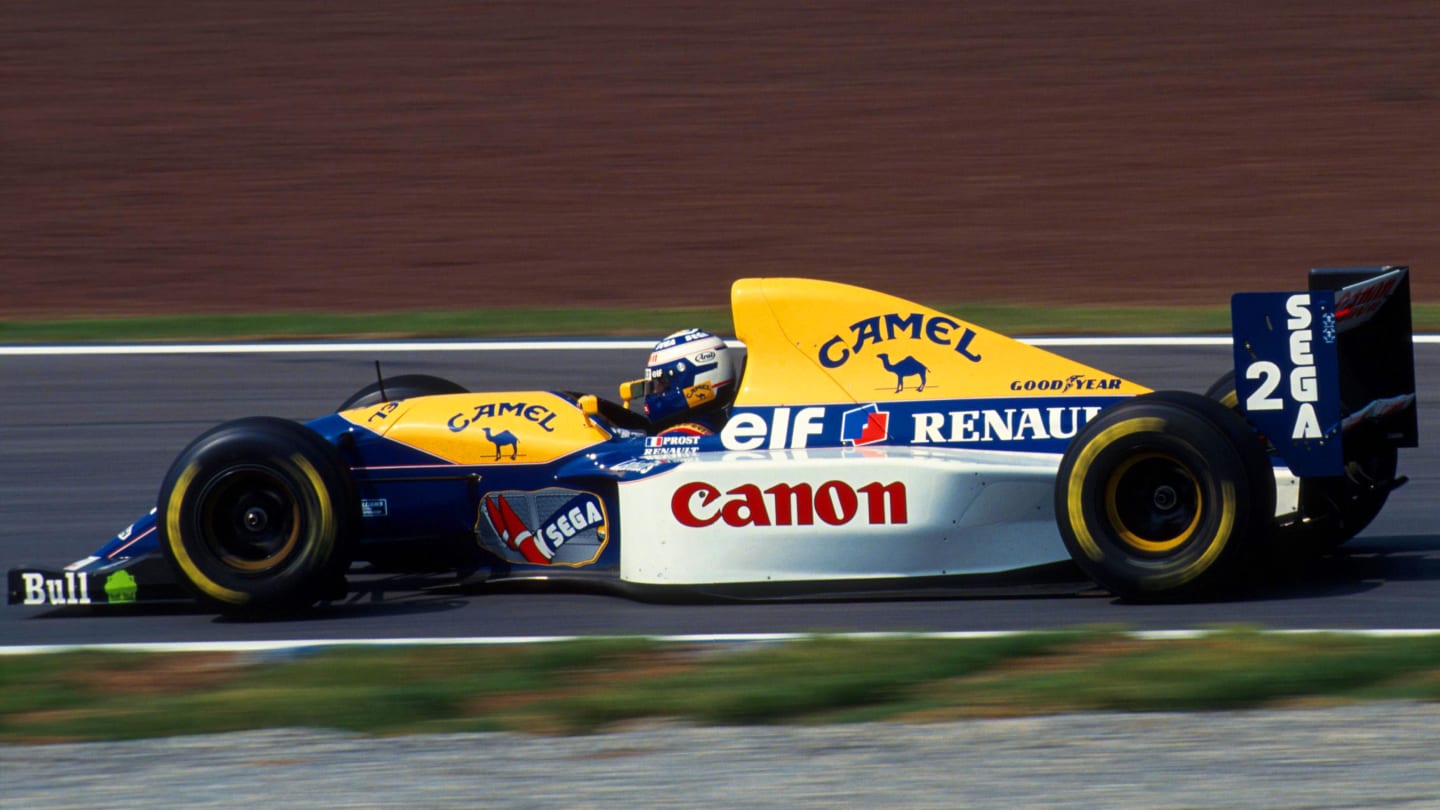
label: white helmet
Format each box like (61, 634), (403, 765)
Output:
(621, 329), (736, 425)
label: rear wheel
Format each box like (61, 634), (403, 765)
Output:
(157, 417), (359, 617)
(337, 374), (468, 411)
(1204, 369), (1395, 549)
(1056, 391), (1274, 601)
(1282, 441), (1397, 549)
(1204, 370), (1241, 411)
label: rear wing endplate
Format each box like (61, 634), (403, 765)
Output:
(1231, 266), (1417, 477)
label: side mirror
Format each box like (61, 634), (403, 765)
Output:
(579, 394), (600, 428)
(618, 379), (647, 409)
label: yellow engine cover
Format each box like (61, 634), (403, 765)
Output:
(730, 278), (1149, 406)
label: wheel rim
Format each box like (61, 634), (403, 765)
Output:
(1104, 452), (1202, 553)
(195, 466), (302, 573)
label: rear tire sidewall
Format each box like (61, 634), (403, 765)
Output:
(1203, 369), (1240, 410)
(1057, 392), (1273, 600)
(336, 374), (468, 411)
(1291, 441), (1396, 549)
(158, 417), (357, 616)
(1204, 368), (1393, 550)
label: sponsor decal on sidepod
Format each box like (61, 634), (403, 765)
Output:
(672, 480), (908, 528)
(479, 489), (609, 566)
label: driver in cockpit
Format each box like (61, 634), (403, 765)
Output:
(619, 328), (736, 436)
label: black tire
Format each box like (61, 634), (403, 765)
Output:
(336, 374), (468, 412)
(1204, 369), (1240, 411)
(157, 417), (359, 617)
(1056, 391), (1275, 601)
(1204, 369), (1394, 550)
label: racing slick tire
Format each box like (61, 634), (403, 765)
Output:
(1205, 370), (1395, 550)
(1203, 369), (1242, 411)
(1056, 391), (1275, 601)
(157, 417), (359, 617)
(336, 374), (468, 411)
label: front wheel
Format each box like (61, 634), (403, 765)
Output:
(337, 374), (468, 411)
(1056, 391), (1275, 601)
(157, 417), (359, 617)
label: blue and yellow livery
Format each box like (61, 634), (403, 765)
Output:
(8, 270), (1418, 614)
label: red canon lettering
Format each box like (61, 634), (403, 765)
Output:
(764, 483), (814, 524)
(857, 481), (908, 524)
(721, 484), (771, 527)
(671, 481), (722, 527)
(671, 480), (908, 528)
(814, 481), (858, 524)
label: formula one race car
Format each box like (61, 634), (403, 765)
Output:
(9, 268), (1418, 615)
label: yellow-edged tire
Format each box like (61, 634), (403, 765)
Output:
(157, 417), (358, 617)
(1203, 369), (1242, 411)
(1056, 391), (1274, 601)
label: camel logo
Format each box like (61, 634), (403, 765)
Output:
(478, 489), (609, 566)
(817, 312), (982, 369)
(447, 401), (559, 433)
(877, 354), (929, 392)
(483, 427), (519, 460)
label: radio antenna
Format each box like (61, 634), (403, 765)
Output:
(375, 361), (388, 401)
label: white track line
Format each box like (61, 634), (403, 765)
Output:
(1, 336), (1438, 356)
(4, 628), (1440, 655)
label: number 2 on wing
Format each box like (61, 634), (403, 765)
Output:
(1244, 361), (1283, 411)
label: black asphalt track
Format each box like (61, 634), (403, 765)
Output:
(2, 341), (1437, 645)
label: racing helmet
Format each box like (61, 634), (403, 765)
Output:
(621, 329), (736, 425)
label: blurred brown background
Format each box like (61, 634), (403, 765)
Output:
(3, 1), (1437, 318)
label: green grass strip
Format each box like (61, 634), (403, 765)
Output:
(5, 303), (1439, 343)
(7, 631), (1440, 742)
(4, 303), (1438, 343)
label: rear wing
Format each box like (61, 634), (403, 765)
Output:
(1231, 266), (1417, 477)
